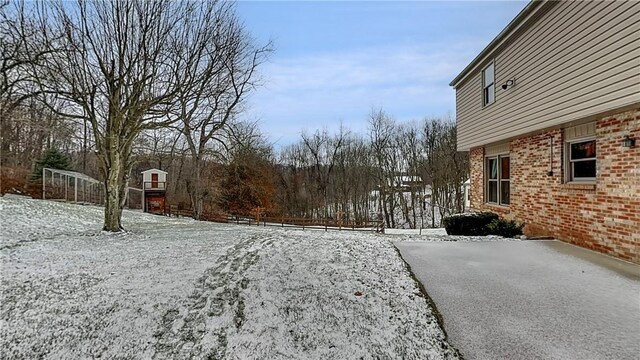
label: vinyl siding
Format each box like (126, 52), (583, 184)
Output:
(455, 0), (640, 151)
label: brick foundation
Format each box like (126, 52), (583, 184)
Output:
(469, 108), (640, 263)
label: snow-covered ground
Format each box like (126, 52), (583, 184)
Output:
(385, 228), (448, 236)
(387, 227), (511, 242)
(0, 196), (460, 359)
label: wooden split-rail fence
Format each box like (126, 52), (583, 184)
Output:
(165, 205), (385, 233)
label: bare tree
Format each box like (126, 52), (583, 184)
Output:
(0, 98), (78, 168)
(368, 108), (395, 227)
(301, 126), (348, 218)
(275, 142), (311, 217)
(0, 1), (56, 122)
(28, 0), (251, 231)
(172, 1), (272, 219)
(393, 122), (421, 228)
(332, 133), (375, 222)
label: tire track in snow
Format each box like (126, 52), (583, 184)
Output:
(153, 232), (276, 359)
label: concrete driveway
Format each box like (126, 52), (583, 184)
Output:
(394, 240), (640, 360)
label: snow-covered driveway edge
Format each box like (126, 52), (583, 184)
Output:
(389, 243), (463, 357)
(391, 234), (518, 242)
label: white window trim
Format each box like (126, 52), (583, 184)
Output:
(565, 136), (596, 183)
(482, 61), (495, 107)
(485, 154), (510, 206)
(487, 156), (498, 204)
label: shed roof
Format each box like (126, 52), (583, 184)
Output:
(141, 168), (168, 174)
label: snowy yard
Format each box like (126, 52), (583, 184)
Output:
(0, 196), (459, 359)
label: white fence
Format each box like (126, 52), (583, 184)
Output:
(42, 167), (143, 209)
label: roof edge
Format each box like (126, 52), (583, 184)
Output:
(141, 168), (168, 174)
(449, 0), (546, 88)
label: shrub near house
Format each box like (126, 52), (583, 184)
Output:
(442, 212), (523, 238)
(442, 212), (498, 236)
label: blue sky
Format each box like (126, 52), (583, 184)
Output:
(235, 1), (528, 146)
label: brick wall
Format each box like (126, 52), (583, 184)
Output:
(469, 108), (640, 263)
(469, 147), (484, 210)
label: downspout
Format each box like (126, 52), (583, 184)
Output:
(547, 135), (554, 177)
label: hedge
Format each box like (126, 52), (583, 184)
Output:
(442, 212), (499, 236)
(442, 212), (525, 238)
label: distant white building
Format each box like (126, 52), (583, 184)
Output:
(387, 175), (423, 192)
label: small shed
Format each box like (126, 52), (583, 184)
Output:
(141, 168), (168, 214)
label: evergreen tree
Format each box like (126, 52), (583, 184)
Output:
(32, 149), (71, 179)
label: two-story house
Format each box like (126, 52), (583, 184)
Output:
(450, 0), (639, 263)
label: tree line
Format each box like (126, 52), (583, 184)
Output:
(275, 110), (468, 228)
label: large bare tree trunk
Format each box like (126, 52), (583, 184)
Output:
(100, 138), (133, 231)
(189, 160), (203, 220)
(104, 189), (121, 231)
(103, 156), (123, 231)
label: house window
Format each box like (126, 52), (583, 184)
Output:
(482, 62), (495, 106)
(567, 138), (596, 181)
(486, 155), (509, 205)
